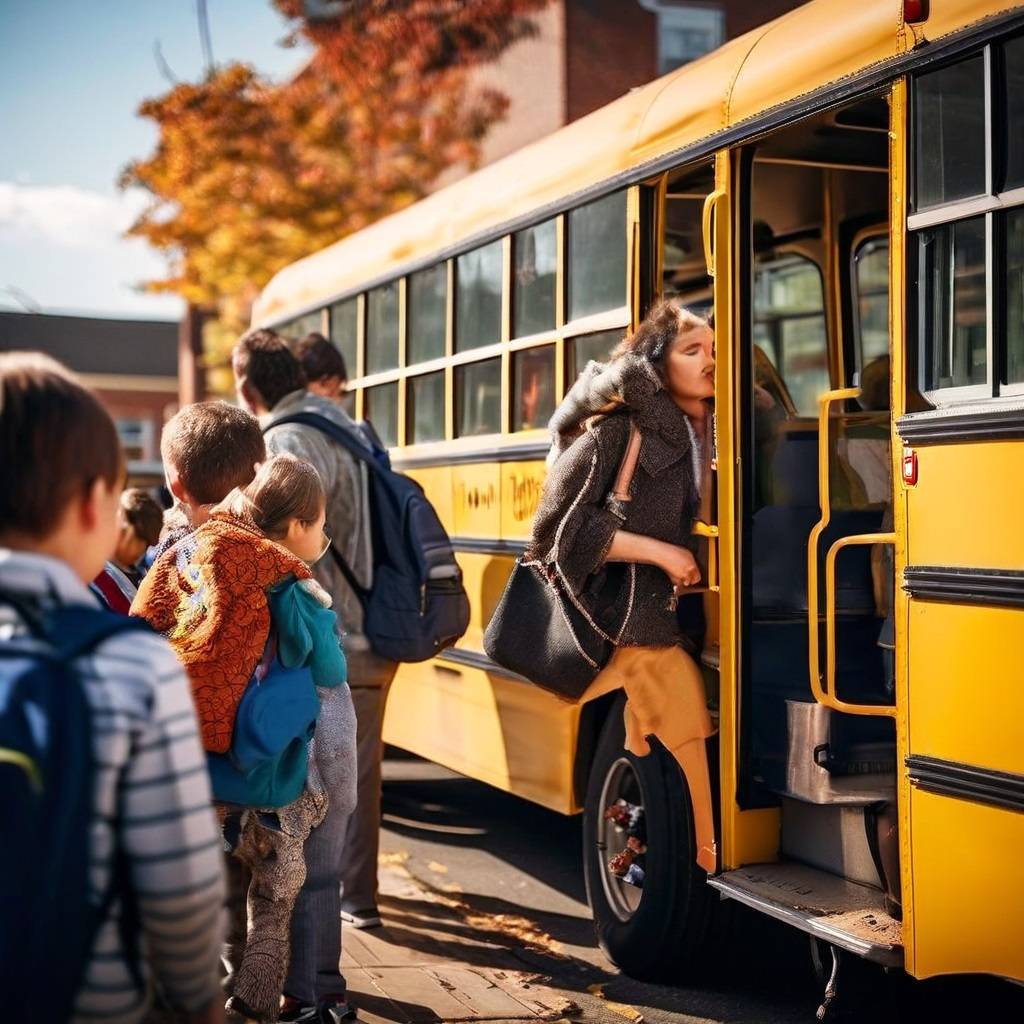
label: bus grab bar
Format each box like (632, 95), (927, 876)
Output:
(701, 189), (726, 278)
(806, 387), (895, 718)
(692, 520), (719, 592)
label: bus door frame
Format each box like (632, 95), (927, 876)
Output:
(711, 147), (781, 870)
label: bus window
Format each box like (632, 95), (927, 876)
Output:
(456, 358), (501, 437)
(456, 241), (503, 353)
(913, 54), (986, 211)
(568, 329), (623, 381)
(662, 162), (715, 310)
(408, 264), (447, 365)
(753, 253), (828, 417)
(1007, 208), (1024, 385)
(513, 220), (557, 339)
(407, 371), (445, 445)
(919, 217), (987, 391)
(1002, 36), (1024, 190)
(366, 281), (400, 375)
(364, 382), (398, 448)
(282, 310), (322, 340)
(567, 191), (627, 321)
(512, 346), (556, 431)
(328, 297), (358, 378)
(853, 238), (889, 371)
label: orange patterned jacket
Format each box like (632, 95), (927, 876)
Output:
(131, 510), (313, 753)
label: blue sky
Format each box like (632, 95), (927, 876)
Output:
(0, 1), (310, 320)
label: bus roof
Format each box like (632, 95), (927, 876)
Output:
(253, 0), (1012, 327)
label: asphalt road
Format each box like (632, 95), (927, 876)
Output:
(378, 751), (1024, 1024)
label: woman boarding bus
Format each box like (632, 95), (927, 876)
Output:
(252, 0), (1024, 1000)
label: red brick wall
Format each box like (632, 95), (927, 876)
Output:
(725, 0), (806, 38)
(565, 0), (658, 122)
(563, 1), (808, 123)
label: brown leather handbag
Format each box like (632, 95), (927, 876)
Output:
(483, 423), (642, 700)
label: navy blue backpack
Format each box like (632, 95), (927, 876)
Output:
(267, 412), (469, 662)
(0, 591), (151, 1023)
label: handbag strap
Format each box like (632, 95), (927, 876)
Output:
(610, 422), (642, 503)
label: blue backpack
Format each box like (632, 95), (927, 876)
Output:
(267, 412), (470, 663)
(0, 591), (152, 1023)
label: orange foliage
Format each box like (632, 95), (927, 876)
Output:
(122, 0), (550, 309)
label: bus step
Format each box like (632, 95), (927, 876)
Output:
(707, 862), (902, 967)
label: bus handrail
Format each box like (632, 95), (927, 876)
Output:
(824, 532), (897, 718)
(692, 520), (719, 592)
(702, 189), (726, 278)
(806, 386), (895, 717)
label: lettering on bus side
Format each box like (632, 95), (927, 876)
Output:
(509, 471), (543, 523)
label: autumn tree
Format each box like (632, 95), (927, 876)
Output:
(123, 0), (550, 391)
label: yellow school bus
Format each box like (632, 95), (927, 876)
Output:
(253, 0), (1024, 993)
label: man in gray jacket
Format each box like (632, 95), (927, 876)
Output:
(234, 331), (398, 936)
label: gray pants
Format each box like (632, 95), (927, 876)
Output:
(285, 684), (359, 1004)
(339, 650), (397, 914)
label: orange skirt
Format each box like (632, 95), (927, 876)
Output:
(582, 645), (717, 872)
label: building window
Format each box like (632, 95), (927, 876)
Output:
(653, 4), (725, 76)
(116, 418), (155, 462)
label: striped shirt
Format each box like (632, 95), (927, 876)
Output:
(0, 549), (225, 1024)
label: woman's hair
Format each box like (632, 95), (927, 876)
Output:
(612, 299), (709, 383)
(227, 453), (324, 540)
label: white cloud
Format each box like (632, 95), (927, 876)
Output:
(0, 181), (150, 249)
(0, 180), (182, 319)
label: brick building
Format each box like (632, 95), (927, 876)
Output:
(0, 311), (178, 474)
(442, 0), (807, 181)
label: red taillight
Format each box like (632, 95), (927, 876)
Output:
(904, 0), (928, 23)
(902, 449), (918, 487)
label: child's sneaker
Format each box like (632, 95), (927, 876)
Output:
(279, 994), (357, 1023)
(340, 907), (382, 929)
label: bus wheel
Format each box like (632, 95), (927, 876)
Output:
(583, 696), (715, 981)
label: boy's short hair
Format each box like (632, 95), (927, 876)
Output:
(120, 488), (164, 547)
(0, 351), (123, 538)
(295, 332), (347, 383)
(160, 402), (266, 506)
(233, 329), (306, 410)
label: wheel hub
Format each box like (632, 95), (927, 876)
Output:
(597, 757), (647, 921)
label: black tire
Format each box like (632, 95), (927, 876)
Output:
(582, 695), (716, 981)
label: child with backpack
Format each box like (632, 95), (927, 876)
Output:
(133, 453), (357, 1023)
(0, 352), (225, 1024)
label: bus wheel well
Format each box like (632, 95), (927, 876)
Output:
(573, 691), (620, 809)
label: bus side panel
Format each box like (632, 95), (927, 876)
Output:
(904, 442), (1024, 982)
(383, 660), (582, 814)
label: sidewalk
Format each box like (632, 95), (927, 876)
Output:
(344, 852), (583, 1024)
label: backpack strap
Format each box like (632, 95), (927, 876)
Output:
(265, 411), (381, 474)
(264, 412), (375, 605)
